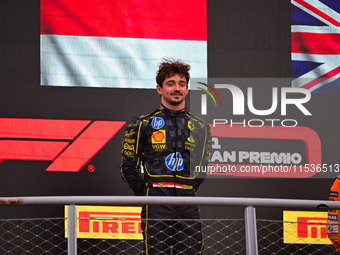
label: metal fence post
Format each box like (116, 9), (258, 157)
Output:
(245, 206), (258, 255)
(68, 204), (77, 255)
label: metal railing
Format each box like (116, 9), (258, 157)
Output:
(0, 196), (339, 255)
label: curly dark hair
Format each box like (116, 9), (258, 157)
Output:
(156, 58), (191, 87)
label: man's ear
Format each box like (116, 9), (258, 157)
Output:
(156, 84), (162, 96)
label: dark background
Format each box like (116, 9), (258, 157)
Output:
(0, 0), (337, 221)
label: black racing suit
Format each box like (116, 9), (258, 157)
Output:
(121, 104), (211, 255)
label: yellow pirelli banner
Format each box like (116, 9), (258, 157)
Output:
(65, 205), (143, 240)
(283, 211), (331, 244)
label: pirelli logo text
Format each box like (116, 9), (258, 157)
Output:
(65, 206), (143, 240)
(283, 211), (331, 245)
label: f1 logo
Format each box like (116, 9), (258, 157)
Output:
(0, 118), (126, 172)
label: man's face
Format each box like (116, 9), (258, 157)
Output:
(157, 74), (189, 109)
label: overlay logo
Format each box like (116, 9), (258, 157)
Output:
(196, 82), (223, 115)
(193, 79), (312, 123)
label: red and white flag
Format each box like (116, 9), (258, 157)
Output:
(40, 0), (207, 88)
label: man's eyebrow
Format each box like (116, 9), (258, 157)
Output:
(164, 79), (187, 86)
(166, 79), (186, 83)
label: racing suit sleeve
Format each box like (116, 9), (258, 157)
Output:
(193, 124), (212, 191)
(120, 119), (145, 196)
(327, 176), (340, 254)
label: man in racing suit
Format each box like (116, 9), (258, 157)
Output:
(328, 175), (340, 253)
(121, 59), (211, 254)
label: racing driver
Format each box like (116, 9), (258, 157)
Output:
(120, 58), (211, 254)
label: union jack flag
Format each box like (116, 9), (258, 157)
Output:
(291, 0), (340, 93)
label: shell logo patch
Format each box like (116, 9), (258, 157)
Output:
(152, 130), (166, 144)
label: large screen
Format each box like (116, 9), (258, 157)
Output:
(40, 0), (207, 88)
